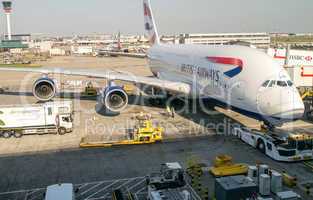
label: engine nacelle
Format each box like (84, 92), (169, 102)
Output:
(101, 86), (128, 113)
(32, 78), (56, 101)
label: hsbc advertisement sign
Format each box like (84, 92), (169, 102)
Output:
(289, 55), (312, 62)
(268, 48), (313, 87)
(267, 48), (313, 66)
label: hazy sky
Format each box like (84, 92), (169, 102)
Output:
(2, 0), (313, 36)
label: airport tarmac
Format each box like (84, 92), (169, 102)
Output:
(0, 136), (312, 199)
(0, 176), (201, 200)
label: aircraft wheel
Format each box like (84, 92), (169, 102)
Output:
(58, 127), (67, 135)
(3, 131), (11, 139)
(13, 131), (23, 138)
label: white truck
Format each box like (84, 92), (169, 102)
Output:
(233, 127), (313, 162)
(0, 101), (73, 138)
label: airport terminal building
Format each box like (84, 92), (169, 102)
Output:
(179, 32), (271, 48)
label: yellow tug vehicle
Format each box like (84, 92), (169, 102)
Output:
(210, 155), (248, 177)
(80, 113), (163, 148)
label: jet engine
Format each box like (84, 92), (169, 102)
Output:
(32, 78), (56, 101)
(101, 86), (128, 113)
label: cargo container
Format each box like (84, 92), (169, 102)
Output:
(215, 175), (257, 200)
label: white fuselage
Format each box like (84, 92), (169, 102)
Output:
(147, 44), (304, 123)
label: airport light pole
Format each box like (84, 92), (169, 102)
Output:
(2, 1), (12, 40)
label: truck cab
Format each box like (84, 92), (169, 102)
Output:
(146, 162), (186, 190)
(270, 131), (313, 161)
(46, 101), (73, 134)
(234, 127), (313, 162)
(57, 113), (73, 134)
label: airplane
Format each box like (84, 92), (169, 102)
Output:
(98, 32), (147, 58)
(0, 0), (305, 128)
(102, 31), (125, 53)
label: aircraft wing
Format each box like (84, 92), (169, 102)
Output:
(0, 67), (191, 94)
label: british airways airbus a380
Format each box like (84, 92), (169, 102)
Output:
(0, 0), (304, 127)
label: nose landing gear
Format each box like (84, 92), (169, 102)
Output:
(262, 121), (276, 132)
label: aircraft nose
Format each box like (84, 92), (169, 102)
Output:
(257, 87), (305, 120)
(270, 100), (305, 120)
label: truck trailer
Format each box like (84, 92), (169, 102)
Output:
(0, 101), (73, 138)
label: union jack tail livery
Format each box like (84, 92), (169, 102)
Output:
(143, 0), (160, 45)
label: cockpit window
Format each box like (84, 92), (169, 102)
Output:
(268, 80), (276, 87)
(277, 81), (287, 87)
(262, 80), (270, 87)
(265, 80), (293, 88)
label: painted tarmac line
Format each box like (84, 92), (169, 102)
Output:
(115, 177), (141, 190)
(134, 186), (146, 195)
(78, 182), (107, 196)
(0, 188), (44, 195)
(127, 178), (146, 191)
(84, 180), (121, 200)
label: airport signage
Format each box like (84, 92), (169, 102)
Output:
(289, 55), (312, 62)
(267, 48), (313, 66)
(301, 66), (313, 77)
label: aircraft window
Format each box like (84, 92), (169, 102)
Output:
(62, 117), (70, 123)
(287, 80), (293, 87)
(278, 149), (296, 157)
(277, 81), (287, 87)
(297, 139), (313, 151)
(262, 80), (270, 87)
(268, 80), (276, 87)
(281, 139), (297, 149)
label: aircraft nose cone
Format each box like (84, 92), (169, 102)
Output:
(257, 87), (305, 120)
(271, 102), (305, 120)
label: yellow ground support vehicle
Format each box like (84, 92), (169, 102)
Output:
(123, 84), (135, 94)
(134, 116), (163, 142)
(210, 155), (248, 177)
(301, 91), (313, 100)
(81, 82), (97, 96)
(80, 114), (163, 148)
(282, 172), (297, 187)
